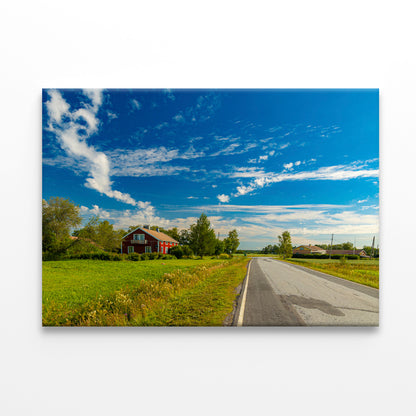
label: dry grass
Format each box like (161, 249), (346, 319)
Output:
(283, 258), (379, 288)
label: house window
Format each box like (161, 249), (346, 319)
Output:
(128, 246), (134, 254)
(133, 234), (145, 241)
(145, 246), (151, 253)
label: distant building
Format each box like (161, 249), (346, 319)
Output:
(292, 245), (370, 258)
(293, 245), (327, 255)
(121, 226), (179, 255)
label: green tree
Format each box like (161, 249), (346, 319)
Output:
(214, 238), (225, 255)
(182, 245), (193, 258)
(278, 231), (293, 259)
(178, 229), (191, 246)
(165, 227), (180, 242)
(342, 242), (354, 250)
(96, 220), (120, 252)
(42, 197), (82, 255)
(224, 229), (240, 254)
(77, 217), (123, 252)
(76, 215), (100, 241)
(189, 213), (216, 257)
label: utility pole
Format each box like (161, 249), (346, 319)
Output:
(329, 234), (334, 259)
(371, 236), (375, 258)
(353, 237), (356, 256)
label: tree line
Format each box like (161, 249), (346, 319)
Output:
(261, 231), (293, 258)
(42, 197), (239, 259)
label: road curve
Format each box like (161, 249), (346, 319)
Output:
(237, 257), (379, 326)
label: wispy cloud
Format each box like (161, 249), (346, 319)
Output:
(45, 89), (149, 208)
(215, 161), (379, 202)
(130, 99), (142, 111)
(107, 145), (205, 177)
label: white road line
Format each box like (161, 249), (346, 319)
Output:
(237, 259), (252, 327)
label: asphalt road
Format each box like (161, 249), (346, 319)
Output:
(236, 257), (379, 326)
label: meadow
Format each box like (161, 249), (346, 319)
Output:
(282, 258), (379, 288)
(42, 257), (249, 326)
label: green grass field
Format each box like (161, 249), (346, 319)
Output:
(42, 257), (248, 326)
(282, 258), (379, 288)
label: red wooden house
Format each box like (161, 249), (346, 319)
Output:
(121, 226), (179, 255)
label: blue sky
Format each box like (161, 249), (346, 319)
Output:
(42, 89), (379, 249)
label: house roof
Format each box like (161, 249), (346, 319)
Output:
(294, 245), (325, 251)
(123, 227), (179, 243)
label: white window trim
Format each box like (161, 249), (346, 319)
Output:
(133, 234), (145, 241)
(128, 246), (135, 254)
(145, 246), (152, 253)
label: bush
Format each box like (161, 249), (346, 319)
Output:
(110, 253), (123, 261)
(170, 246), (184, 259)
(182, 245), (193, 258)
(161, 254), (176, 260)
(141, 254), (149, 261)
(219, 253), (230, 259)
(128, 252), (140, 261)
(339, 256), (347, 265)
(148, 252), (158, 260)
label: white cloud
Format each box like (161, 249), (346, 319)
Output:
(217, 194), (230, 203)
(45, 89), (148, 208)
(259, 155), (268, 161)
(294, 160), (301, 166)
(80, 204), (111, 219)
(107, 145), (204, 177)
(279, 142), (290, 150)
(187, 196), (198, 199)
(107, 111), (118, 120)
(131, 99), (142, 111)
(173, 113), (185, 122)
(229, 162), (379, 199)
(283, 162), (293, 170)
(210, 143), (240, 157)
(212, 184), (218, 188)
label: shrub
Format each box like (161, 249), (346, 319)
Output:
(161, 254), (176, 260)
(170, 246), (184, 259)
(110, 253), (123, 261)
(148, 252), (158, 260)
(219, 253), (230, 259)
(128, 252), (140, 261)
(141, 254), (149, 261)
(339, 256), (347, 265)
(182, 245), (193, 258)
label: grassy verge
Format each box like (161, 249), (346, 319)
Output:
(42, 258), (248, 326)
(281, 258), (379, 288)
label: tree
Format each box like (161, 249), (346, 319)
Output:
(189, 213), (216, 257)
(214, 238), (225, 255)
(77, 217), (123, 252)
(342, 242), (354, 250)
(224, 229), (240, 254)
(42, 197), (82, 255)
(165, 227), (180, 242)
(182, 245), (193, 258)
(278, 231), (293, 259)
(178, 229), (191, 246)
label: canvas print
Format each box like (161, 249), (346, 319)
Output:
(42, 89), (379, 326)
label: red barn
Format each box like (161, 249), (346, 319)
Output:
(121, 226), (179, 255)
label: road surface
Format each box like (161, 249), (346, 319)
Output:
(236, 257), (379, 326)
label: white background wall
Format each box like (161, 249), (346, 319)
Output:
(1, 1), (415, 415)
